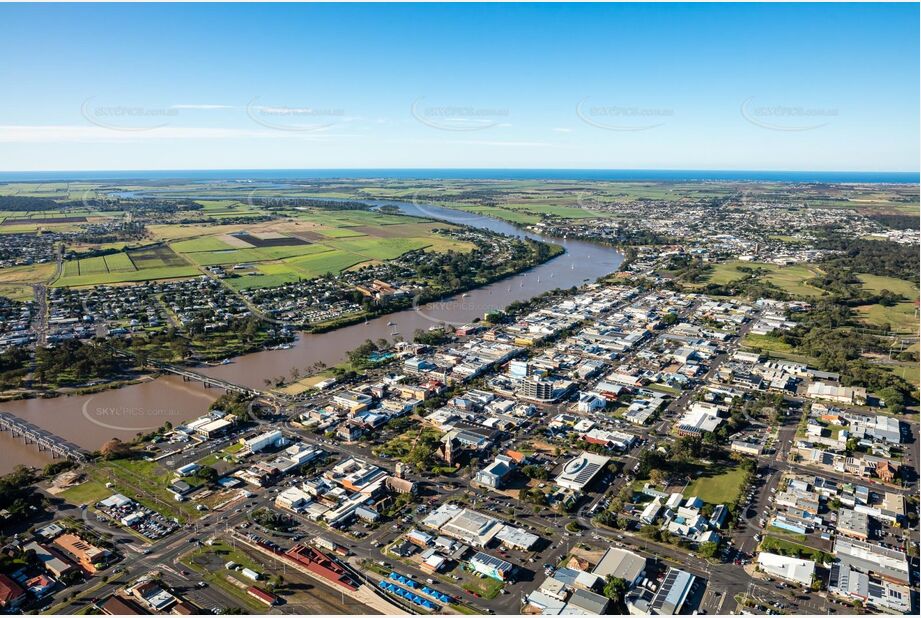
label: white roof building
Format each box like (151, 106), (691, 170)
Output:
(757, 552), (815, 586)
(554, 452), (610, 491)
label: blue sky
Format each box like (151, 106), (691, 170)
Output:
(0, 2), (917, 171)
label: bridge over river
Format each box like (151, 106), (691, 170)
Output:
(0, 411), (89, 462)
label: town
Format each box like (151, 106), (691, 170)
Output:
(0, 177), (917, 616)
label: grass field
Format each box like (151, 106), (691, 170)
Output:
(0, 262), (56, 285)
(852, 273), (919, 334)
(0, 283), (33, 301)
(856, 273), (920, 300)
(685, 466), (749, 505)
(855, 303), (919, 334)
(704, 260), (825, 297)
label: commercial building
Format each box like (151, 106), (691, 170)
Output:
(756, 552), (815, 586)
(243, 429), (285, 453)
(832, 538), (910, 586)
(828, 562), (911, 613)
(521, 377), (554, 401)
(196, 418), (234, 439)
(495, 526), (539, 551)
(647, 568), (700, 615)
(22, 541), (75, 578)
(469, 552), (513, 581)
(324, 457), (389, 495)
(52, 533), (110, 574)
(806, 381), (867, 405)
(592, 547), (647, 587)
(554, 451), (610, 491)
(836, 508), (870, 541)
(474, 454), (516, 489)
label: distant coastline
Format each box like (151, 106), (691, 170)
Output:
(0, 168), (917, 184)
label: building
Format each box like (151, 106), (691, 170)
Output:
(806, 381), (867, 405)
(833, 538), (910, 586)
(592, 547), (647, 586)
(196, 417), (234, 439)
(324, 457), (389, 495)
(469, 552), (513, 581)
(836, 508), (870, 541)
(0, 574), (26, 610)
(495, 526), (539, 551)
(554, 451), (610, 491)
(243, 429), (285, 453)
(567, 588), (610, 615)
(756, 552), (815, 586)
(52, 533), (110, 573)
(582, 428), (636, 451)
(247, 586), (278, 606)
(474, 454), (516, 489)
(676, 403), (723, 436)
(98, 595), (149, 615)
(828, 562), (911, 613)
(647, 568), (700, 615)
(730, 440), (763, 456)
(432, 506), (503, 547)
(22, 541), (75, 578)
(521, 377), (554, 401)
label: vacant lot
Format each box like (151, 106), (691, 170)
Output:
(685, 466), (748, 505)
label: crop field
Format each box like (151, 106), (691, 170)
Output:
(333, 236), (431, 260)
(149, 212), (477, 290)
(176, 243), (329, 267)
(55, 244), (199, 287)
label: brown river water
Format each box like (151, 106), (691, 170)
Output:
(0, 201), (623, 473)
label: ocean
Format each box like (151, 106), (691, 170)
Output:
(0, 168), (917, 184)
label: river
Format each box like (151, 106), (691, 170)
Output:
(0, 201), (623, 473)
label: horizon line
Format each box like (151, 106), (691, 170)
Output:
(0, 167), (918, 174)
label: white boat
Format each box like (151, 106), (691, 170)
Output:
(462, 293), (469, 297)
(387, 321), (396, 326)
(220, 358), (231, 365)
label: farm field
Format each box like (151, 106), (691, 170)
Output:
(148, 212), (477, 290)
(54, 244), (199, 287)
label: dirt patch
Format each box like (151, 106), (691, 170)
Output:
(291, 230), (330, 242)
(232, 232), (308, 247)
(219, 233), (255, 248)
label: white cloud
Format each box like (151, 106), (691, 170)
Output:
(444, 139), (555, 148)
(552, 127), (572, 133)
